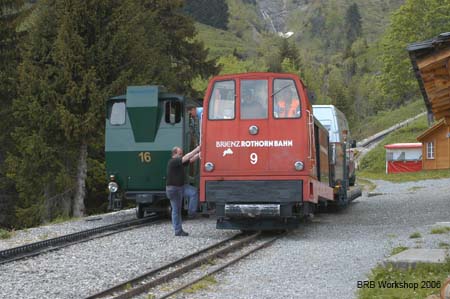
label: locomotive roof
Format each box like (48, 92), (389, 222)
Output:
(107, 88), (198, 105)
(208, 72), (305, 82)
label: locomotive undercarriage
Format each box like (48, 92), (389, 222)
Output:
(127, 191), (169, 218)
(206, 179), (305, 230)
(215, 201), (307, 230)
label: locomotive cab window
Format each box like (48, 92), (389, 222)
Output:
(165, 100), (182, 124)
(208, 80), (235, 120)
(240, 80), (268, 119)
(109, 101), (126, 125)
(273, 79), (301, 119)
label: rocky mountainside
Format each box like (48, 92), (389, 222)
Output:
(239, 0), (404, 43)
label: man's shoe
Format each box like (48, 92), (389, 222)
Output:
(175, 230), (189, 236)
(187, 214), (198, 220)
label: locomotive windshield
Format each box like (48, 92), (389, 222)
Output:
(208, 80), (235, 120)
(273, 79), (301, 118)
(240, 80), (268, 119)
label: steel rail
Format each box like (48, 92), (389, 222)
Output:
(85, 232), (261, 299)
(0, 215), (161, 265)
(86, 231), (284, 299)
(159, 232), (284, 299)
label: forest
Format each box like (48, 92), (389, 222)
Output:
(1, 0), (449, 228)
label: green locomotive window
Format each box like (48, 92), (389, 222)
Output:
(165, 100), (181, 124)
(110, 101), (126, 125)
(273, 79), (301, 119)
(208, 80), (235, 120)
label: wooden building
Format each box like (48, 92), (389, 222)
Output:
(416, 118), (450, 170)
(408, 33), (450, 170)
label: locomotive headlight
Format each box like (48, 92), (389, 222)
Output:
(294, 161), (304, 171)
(108, 182), (119, 193)
(204, 162), (214, 172)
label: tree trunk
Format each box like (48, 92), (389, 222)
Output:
(73, 142), (87, 217)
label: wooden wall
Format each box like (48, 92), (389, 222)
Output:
(421, 124), (450, 170)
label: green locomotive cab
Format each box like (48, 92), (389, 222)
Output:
(105, 85), (200, 218)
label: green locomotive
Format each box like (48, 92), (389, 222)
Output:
(105, 86), (201, 218)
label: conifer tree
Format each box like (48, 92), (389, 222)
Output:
(184, 0), (229, 30)
(269, 38), (301, 72)
(344, 3), (362, 46)
(8, 0), (218, 226)
(0, 0), (25, 226)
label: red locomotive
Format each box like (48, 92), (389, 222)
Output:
(199, 72), (359, 230)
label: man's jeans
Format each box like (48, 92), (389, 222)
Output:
(183, 184), (198, 217)
(166, 186), (183, 234)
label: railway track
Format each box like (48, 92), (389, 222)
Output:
(0, 215), (162, 265)
(86, 231), (285, 299)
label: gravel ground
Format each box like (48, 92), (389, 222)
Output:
(0, 209), (138, 251)
(1, 178), (449, 299)
(0, 217), (237, 299)
(176, 178), (450, 299)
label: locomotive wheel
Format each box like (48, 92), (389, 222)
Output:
(136, 203), (145, 219)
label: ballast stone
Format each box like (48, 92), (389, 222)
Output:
(383, 249), (449, 269)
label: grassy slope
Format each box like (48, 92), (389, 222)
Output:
(353, 100), (425, 140)
(195, 23), (248, 58)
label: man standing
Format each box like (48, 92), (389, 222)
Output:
(166, 145), (200, 236)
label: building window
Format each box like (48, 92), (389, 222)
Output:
(426, 141), (435, 159)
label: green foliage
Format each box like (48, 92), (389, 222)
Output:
(409, 232), (421, 239)
(195, 23), (247, 58)
(380, 0), (450, 107)
(0, 228), (14, 239)
(217, 55), (266, 75)
(192, 54), (267, 94)
(227, 0), (263, 44)
(353, 100), (425, 140)
(430, 227), (450, 235)
(439, 242), (450, 249)
(184, 0), (229, 30)
(268, 38), (301, 72)
(391, 246), (408, 256)
(358, 259), (450, 299)
(183, 275), (217, 293)
(0, 0), (26, 224)
(344, 3), (362, 47)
